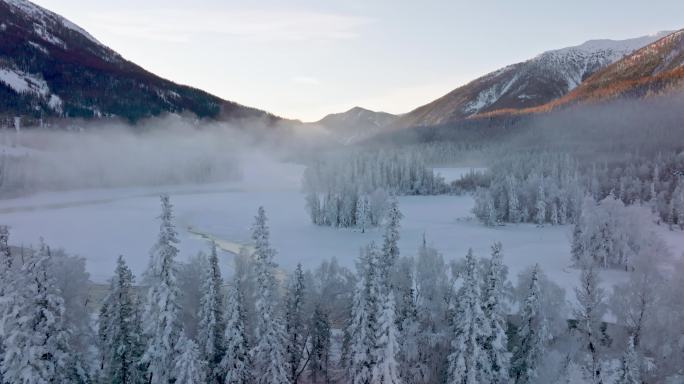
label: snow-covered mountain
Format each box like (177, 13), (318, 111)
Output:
(552, 29), (684, 106)
(392, 31), (672, 129)
(0, 0), (274, 124)
(312, 106), (398, 144)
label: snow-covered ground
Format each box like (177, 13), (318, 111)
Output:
(0, 164), (679, 301)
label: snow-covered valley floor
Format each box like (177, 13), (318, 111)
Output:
(0, 163), (680, 301)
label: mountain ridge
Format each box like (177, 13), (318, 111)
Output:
(389, 31), (673, 130)
(0, 0), (276, 124)
(475, 29), (684, 118)
(310, 106), (398, 144)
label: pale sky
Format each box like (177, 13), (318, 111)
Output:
(32, 0), (684, 121)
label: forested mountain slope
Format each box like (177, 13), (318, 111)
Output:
(0, 0), (275, 123)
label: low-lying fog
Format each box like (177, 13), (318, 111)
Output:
(0, 114), (330, 197)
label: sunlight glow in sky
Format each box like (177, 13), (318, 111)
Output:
(32, 0), (684, 121)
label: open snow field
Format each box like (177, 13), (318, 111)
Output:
(0, 163), (680, 301)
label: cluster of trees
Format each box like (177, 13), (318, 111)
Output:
(0, 195), (348, 384)
(0, 231), (94, 382)
(339, 202), (647, 384)
(473, 153), (583, 226)
(3, 196), (684, 383)
(390, 142), (491, 167)
(471, 150), (684, 229)
(570, 194), (668, 270)
(591, 152), (684, 229)
(303, 149), (446, 228)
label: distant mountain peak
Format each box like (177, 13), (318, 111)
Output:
(468, 29), (684, 120)
(348, 106), (371, 112)
(314, 106), (398, 144)
(4, 0), (110, 54)
(553, 31), (672, 54)
(538, 28), (684, 110)
(391, 31), (672, 129)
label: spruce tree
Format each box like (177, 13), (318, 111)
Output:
(394, 256), (426, 383)
(447, 249), (490, 384)
(574, 264), (606, 384)
(98, 255), (145, 383)
(285, 263), (308, 383)
(535, 182), (546, 226)
(372, 291), (401, 384)
(510, 264), (548, 384)
(355, 196), (369, 233)
(142, 194), (184, 384)
(0, 225), (10, 384)
(221, 283), (252, 384)
(309, 304), (332, 384)
(197, 242), (226, 384)
(414, 235), (449, 383)
(372, 199), (405, 383)
(482, 242), (509, 384)
(507, 177), (521, 224)
(250, 206), (289, 384)
(306, 192), (323, 225)
(348, 243), (379, 384)
(571, 219), (585, 264)
(380, 198), (402, 290)
(0, 225), (10, 271)
(650, 165), (658, 214)
(173, 336), (206, 384)
(1, 242), (71, 383)
(673, 179), (684, 229)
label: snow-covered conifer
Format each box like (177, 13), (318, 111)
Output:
(573, 264), (606, 384)
(250, 206), (289, 384)
(356, 196), (369, 233)
(650, 165), (659, 213)
(98, 255), (145, 383)
(0, 225), (10, 384)
(474, 188), (498, 227)
(306, 192), (323, 225)
(673, 179), (684, 229)
(510, 264), (548, 384)
(369, 188), (390, 226)
(550, 202), (559, 225)
(482, 242), (509, 383)
(1, 242), (71, 383)
(397, 277), (427, 384)
(348, 243), (379, 384)
(221, 283), (252, 384)
(507, 177), (521, 224)
(372, 290), (401, 384)
(173, 335), (206, 384)
(285, 263), (308, 383)
(197, 242), (226, 383)
(0, 225), (10, 271)
(380, 198), (402, 289)
(571, 218), (585, 264)
(535, 182), (546, 226)
(142, 194), (184, 384)
(447, 249), (490, 384)
(309, 304), (331, 384)
(415, 235), (449, 329)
